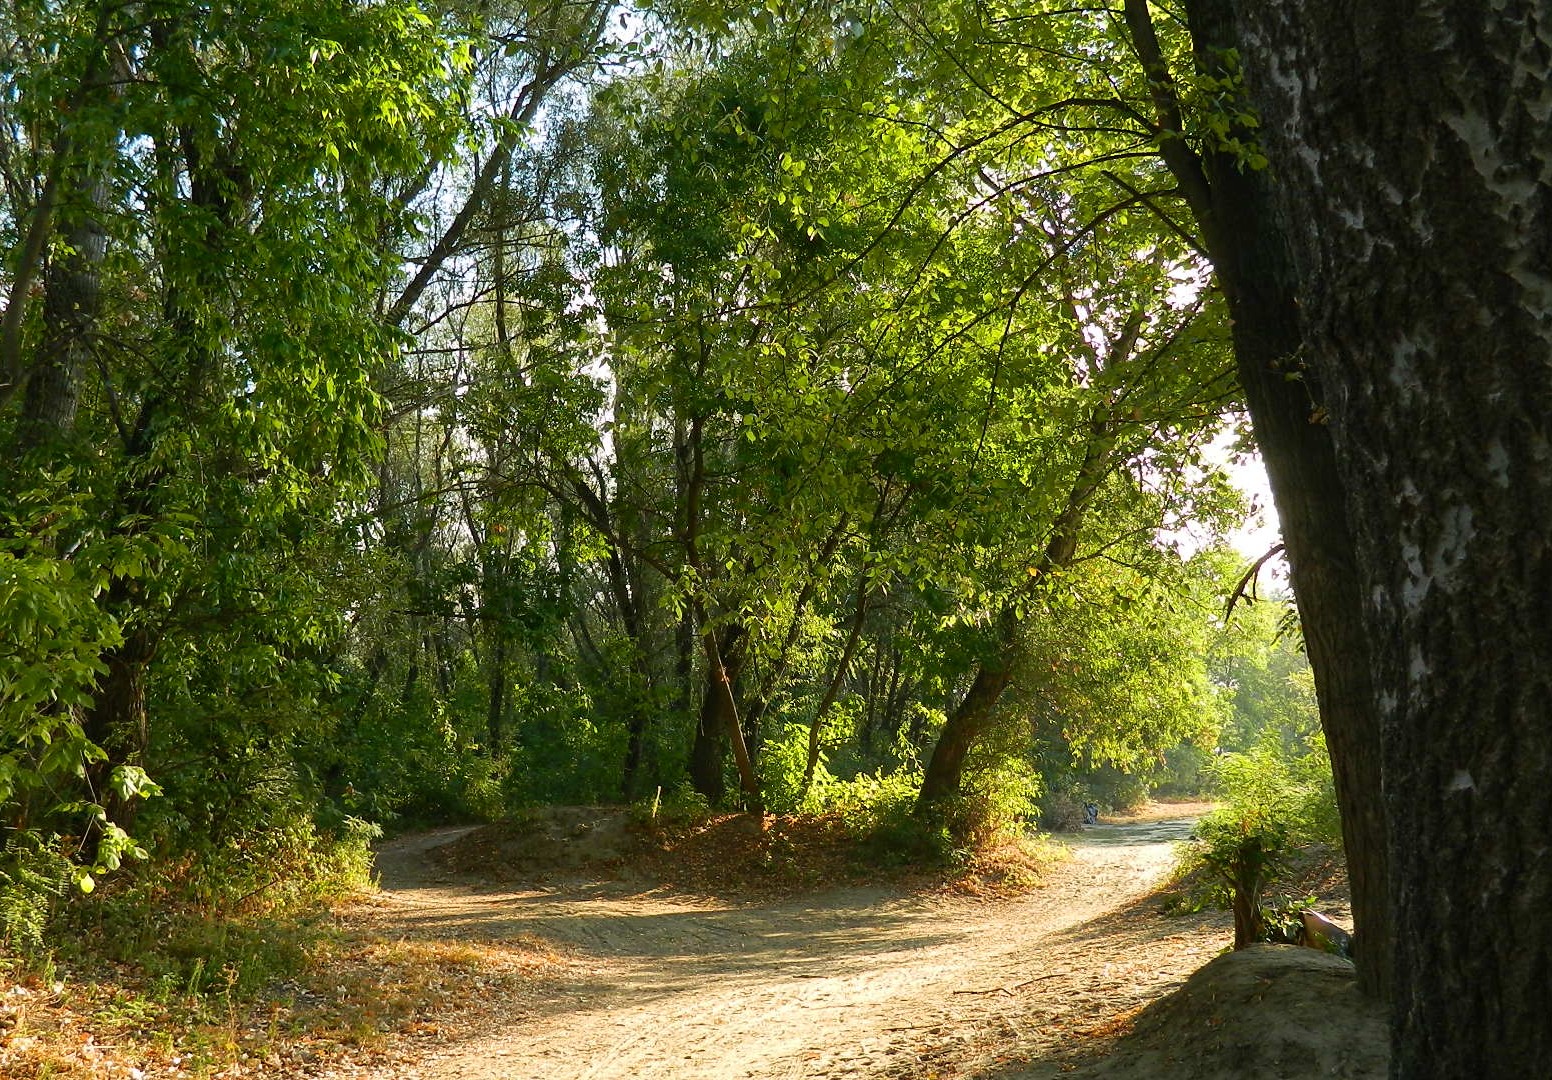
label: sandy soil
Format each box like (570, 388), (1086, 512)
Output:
(353, 811), (1247, 1080)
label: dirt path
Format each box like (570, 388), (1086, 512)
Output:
(358, 815), (1230, 1080)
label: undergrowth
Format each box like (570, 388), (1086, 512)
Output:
(0, 814), (401, 1078)
(630, 761), (1059, 898)
(1161, 732), (1344, 946)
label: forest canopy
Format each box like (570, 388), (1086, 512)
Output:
(3, 0), (1276, 921)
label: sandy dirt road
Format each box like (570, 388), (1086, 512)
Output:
(364, 817), (1227, 1080)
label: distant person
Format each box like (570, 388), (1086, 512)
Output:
(1082, 802), (1099, 826)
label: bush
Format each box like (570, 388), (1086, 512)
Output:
(1187, 812), (1290, 947)
(35, 810), (379, 1000)
(1171, 730), (1341, 948)
(1212, 736), (1339, 841)
(633, 783), (712, 828)
(1038, 780), (1088, 832)
(0, 836), (73, 958)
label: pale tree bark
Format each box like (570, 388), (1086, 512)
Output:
(1216, 3), (1552, 1074)
(13, 173), (110, 452)
(1127, 0), (1392, 1003)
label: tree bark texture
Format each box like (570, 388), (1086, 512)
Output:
(15, 176), (110, 452)
(1132, 0), (1393, 1002)
(1220, 3), (1552, 1073)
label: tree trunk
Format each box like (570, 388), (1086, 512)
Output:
(689, 623), (744, 803)
(1217, 3), (1552, 1072)
(486, 632), (507, 752)
(81, 626), (156, 850)
(15, 174), (110, 452)
(689, 681), (727, 804)
(916, 652), (1016, 809)
(699, 621), (761, 810)
(1194, 126), (1393, 1001)
(1127, 0), (1392, 1002)
(916, 402), (1117, 811)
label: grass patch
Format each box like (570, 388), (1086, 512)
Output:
(1, 896), (568, 1079)
(0, 816), (566, 1079)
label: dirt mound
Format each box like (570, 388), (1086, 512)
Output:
(1063, 943), (1387, 1080)
(432, 806), (640, 880)
(428, 806), (1058, 901)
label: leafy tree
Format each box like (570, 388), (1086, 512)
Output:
(1, 0), (470, 879)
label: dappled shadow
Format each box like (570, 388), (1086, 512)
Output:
(943, 893), (1233, 1080)
(374, 885), (963, 980)
(1049, 888), (1230, 953)
(357, 812), (1236, 1079)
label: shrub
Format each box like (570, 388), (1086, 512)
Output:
(1171, 730), (1341, 947)
(634, 783), (712, 828)
(1188, 811), (1290, 947)
(1038, 779), (1088, 832)
(0, 836), (73, 958)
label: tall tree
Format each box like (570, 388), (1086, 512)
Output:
(2, 0), (469, 854)
(1120, 0), (1393, 1000)
(1191, 2), (1552, 1074)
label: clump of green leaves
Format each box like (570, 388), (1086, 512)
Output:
(634, 783), (713, 828)
(1171, 732), (1341, 947)
(0, 836), (73, 956)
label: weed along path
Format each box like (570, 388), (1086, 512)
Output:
(356, 808), (1233, 1080)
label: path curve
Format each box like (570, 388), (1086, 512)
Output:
(367, 817), (1219, 1080)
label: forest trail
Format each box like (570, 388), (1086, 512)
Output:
(359, 813), (1229, 1080)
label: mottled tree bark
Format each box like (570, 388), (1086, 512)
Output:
(15, 180), (109, 452)
(1217, 3), (1552, 1073)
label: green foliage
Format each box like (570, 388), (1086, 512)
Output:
(3, 0), (1280, 980)
(161, 813), (379, 919)
(0, 835), (73, 956)
(4, 804), (372, 997)
(1, 480), (121, 830)
(757, 721), (823, 813)
(1172, 728), (1340, 946)
(1188, 810), (1288, 947)
(1211, 734), (1341, 847)
(634, 783), (713, 828)
(504, 686), (627, 808)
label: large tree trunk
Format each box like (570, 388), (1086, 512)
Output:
(14, 174), (110, 452)
(1217, 3), (1552, 1073)
(1127, 0), (1392, 1002)
(688, 684), (727, 804)
(1190, 64), (1394, 1005)
(916, 646), (1016, 809)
